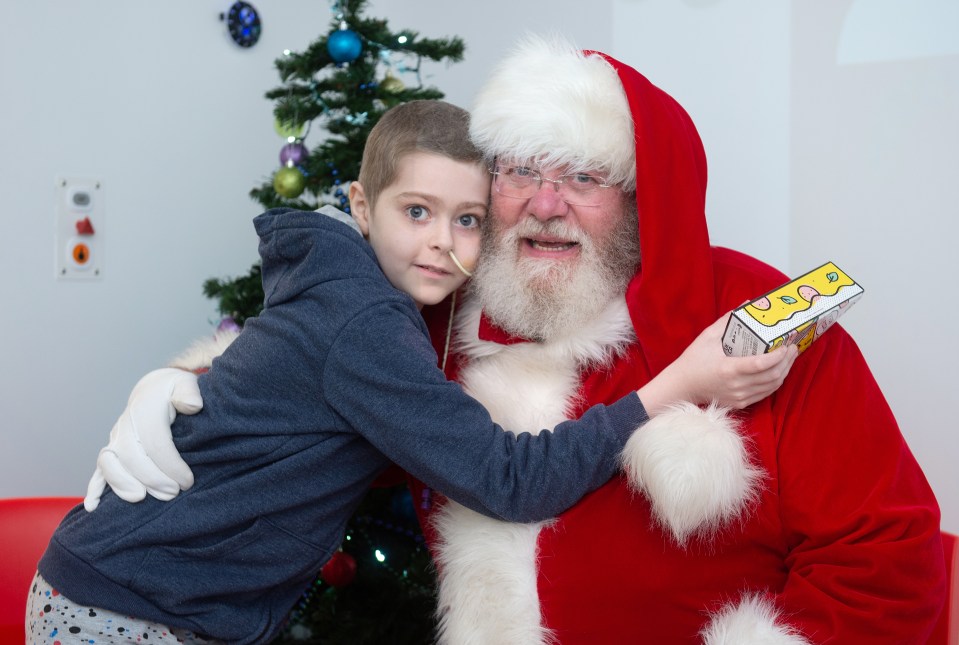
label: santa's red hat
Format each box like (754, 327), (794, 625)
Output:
(469, 34), (637, 192)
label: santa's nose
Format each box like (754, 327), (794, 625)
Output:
(527, 179), (570, 221)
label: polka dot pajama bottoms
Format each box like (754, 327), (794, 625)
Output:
(25, 572), (221, 644)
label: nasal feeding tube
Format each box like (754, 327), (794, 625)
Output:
(448, 250), (473, 277)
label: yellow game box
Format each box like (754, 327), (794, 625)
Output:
(721, 261), (864, 356)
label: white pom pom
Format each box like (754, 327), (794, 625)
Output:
(701, 594), (812, 645)
(621, 402), (764, 546)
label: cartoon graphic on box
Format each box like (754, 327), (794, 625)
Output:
(722, 262), (864, 356)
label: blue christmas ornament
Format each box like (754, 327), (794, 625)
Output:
(327, 28), (362, 63)
(222, 1), (261, 48)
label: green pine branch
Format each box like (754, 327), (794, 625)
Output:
(208, 0), (464, 328)
(252, 0), (464, 212)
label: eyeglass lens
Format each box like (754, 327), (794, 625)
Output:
(492, 165), (610, 206)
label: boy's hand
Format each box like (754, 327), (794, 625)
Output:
(84, 368), (202, 511)
(639, 313), (798, 416)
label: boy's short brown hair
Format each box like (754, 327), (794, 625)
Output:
(357, 100), (484, 208)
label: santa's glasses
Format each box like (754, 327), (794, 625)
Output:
(489, 161), (616, 207)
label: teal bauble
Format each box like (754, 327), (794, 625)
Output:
(327, 28), (362, 63)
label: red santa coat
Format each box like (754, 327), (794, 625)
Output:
(537, 252), (944, 644)
(413, 45), (945, 644)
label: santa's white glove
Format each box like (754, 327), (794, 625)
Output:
(84, 368), (203, 511)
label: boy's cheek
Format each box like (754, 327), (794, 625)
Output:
(454, 238), (482, 274)
(450, 274), (471, 291)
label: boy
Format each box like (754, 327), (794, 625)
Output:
(31, 101), (795, 644)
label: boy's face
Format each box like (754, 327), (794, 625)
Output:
(351, 151), (490, 309)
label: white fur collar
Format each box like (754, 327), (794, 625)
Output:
(454, 295), (635, 369)
(168, 329), (239, 371)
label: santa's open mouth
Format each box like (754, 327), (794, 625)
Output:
(526, 238), (579, 252)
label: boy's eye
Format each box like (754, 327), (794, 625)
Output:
(456, 214), (482, 229)
(406, 205), (429, 221)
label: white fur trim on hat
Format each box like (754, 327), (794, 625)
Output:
(701, 594), (813, 645)
(168, 328), (239, 372)
(620, 402), (764, 546)
(470, 33), (636, 191)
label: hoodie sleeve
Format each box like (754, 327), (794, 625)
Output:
(323, 301), (649, 523)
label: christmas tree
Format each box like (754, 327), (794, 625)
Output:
(204, 1), (466, 641)
(204, 0), (465, 326)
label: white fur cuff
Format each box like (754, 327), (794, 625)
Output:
(621, 402), (764, 546)
(168, 329), (239, 372)
(701, 594), (812, 645)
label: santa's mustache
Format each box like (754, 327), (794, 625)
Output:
(496, 217), (591, 252)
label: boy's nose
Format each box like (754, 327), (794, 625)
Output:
(429, 225), (454, 251)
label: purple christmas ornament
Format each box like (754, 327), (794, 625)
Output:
(279, 142), (309, 166)
(217, 316), (241, 334)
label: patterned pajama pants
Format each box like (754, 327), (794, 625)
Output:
(25, 572), (222, 644)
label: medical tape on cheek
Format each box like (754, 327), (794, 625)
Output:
(448, 250), (473, 277)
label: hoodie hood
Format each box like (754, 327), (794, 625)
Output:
(254, 207), (379, 308)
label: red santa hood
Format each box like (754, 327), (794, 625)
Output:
(600, 53), (717, 376)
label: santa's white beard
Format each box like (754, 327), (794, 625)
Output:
(470, 203), (640, 342)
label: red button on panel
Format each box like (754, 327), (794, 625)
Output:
(75, 217), (95, 235)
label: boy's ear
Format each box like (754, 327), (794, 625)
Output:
(349, 182), (371, 237)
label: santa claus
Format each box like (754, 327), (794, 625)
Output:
(408, 35), (945, 644)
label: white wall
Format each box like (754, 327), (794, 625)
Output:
(0, 0), (330, 495)
(2, 1), (955, 532)
(612, 0), (792, 271)
(790, 0), (959, 530)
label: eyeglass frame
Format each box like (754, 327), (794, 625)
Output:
(488, 160), (618, 207)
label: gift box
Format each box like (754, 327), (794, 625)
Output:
(722, 261), (864, 356)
